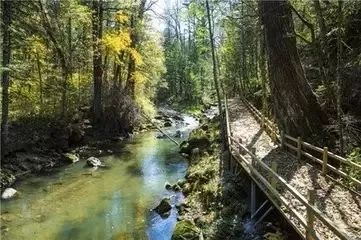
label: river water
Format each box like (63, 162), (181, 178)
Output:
(1, 116), (198, 240)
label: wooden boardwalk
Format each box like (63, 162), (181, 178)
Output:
(224, 98), (361, 240)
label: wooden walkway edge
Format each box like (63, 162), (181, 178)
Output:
(223, 98), (360, 240)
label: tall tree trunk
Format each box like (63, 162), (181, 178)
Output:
(312, 0), (330, 101)
(36, 53), (43, 110)
(205, 0), (222, 114)
(259, 0), (327, 141)
(336, 0), (344, 153)
(1, 0), (12, 158)
(126, 0), (146, 99)
(92, 0), (103, 123)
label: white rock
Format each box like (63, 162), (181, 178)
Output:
(1, 188), (18, 200)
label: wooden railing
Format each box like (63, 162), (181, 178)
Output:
(242, 98), (361, 190)
(224, 98), (355, 240)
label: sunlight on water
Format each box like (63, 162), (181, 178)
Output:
(1, 118), (197, 240)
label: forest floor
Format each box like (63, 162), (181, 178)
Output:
(227, 97), (361, 240)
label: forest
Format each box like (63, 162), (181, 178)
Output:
(0, 0), (360, 240)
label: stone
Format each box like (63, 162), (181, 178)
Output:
(172, 220), (199, 240)
(1, 188), (18, 200)
(164, 121), (172, 127)
(86, 157), (102, 168)
(154, 198), (172, 218)
(173, 115), (184, 121)
(174, 130), (183, 138)
(201, 124), (209, 131)
(165, 183), (172, 190)
(177, 179), (187, 188)
(172, 184), (181, 192)
(62, 153), (79, 163)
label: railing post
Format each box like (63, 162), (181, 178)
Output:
(306, 189), (316, 240)
(271, 161), (278, 189)
(322, 147), (328, 176)
(280, 131), (285, 149)
(297, 137), (302, 160)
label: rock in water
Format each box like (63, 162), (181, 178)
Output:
(154, 198), (172, 218)
(172, 220), (199, 240)
(165, 183), (172, 190)
(164, 121), (172, 127)
(62, 153), (79, 163)
(174, 130), (183, 138)
(86, 157), (102, 168)
(1, 188), (18, 200)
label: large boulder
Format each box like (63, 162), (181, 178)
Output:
(68, 123), (85, 146)
(62, 153), (79, 163)
(154, 197), (172, 218)
(179, 136), (210, 155)
(164, 121), (172, 127)
(172, 220), (199, 240)
(86, 157), (102, 168)
(1, 188), (18, 200)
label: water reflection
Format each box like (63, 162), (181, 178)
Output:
(1, 116), (197, 240)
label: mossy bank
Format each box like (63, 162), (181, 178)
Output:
(172, 115), (288, 240)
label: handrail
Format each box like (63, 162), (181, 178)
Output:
(241, 98), (361, 188)
(224, 98), (355, 240)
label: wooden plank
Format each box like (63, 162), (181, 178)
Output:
(301, 141), (323, 153)
(301, 151), (323, 165)
(285, 142), (298, 151)
(231, 152), (308, 238)
(230, 136), (258, 159)
(245, 158), (309, 231)
(328, 151), (361, 172)
(306, 190), (316, 240)
(232, 138), (351, 240)
(326, 162), (361, 188)
(249, 154), (351, 240)
(285, 134), (298, 142)
(322, 147), (328, 175)
(297, 137), (302, 160)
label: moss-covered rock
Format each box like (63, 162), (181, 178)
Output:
(154, 198), (172, 218)
(62, 153), (79, 163)
(172, 220), (200, 240)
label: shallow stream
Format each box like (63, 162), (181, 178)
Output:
(1, 116), (198, 240)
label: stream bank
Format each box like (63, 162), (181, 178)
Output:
(172, 115), (291, 240)
(0, 107), (187, 193)
(0, 109), (198, 239)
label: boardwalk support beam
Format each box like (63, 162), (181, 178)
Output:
(251, 181), (256, 216)
(251, 200), (269, 220)
(306, 189), (316, 240)
(254, 206), (274, 226)
(322, 147), (328, 175)
(297, 137), (302, 160)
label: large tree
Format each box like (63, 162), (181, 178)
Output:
(1, 0), (12, 157)
(92, 0), (103, 123)
(259, 0), (327, 141)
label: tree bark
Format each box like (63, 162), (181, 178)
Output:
(205, 0), (222, 114)
(125, 0), (146, 99)
(1, 0), (12, 158)
(259, 0), (327, 141)
(336, 0), (344, 153)
(92, 0), (103, 123)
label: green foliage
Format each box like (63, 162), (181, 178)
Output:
(160, 1), (214, 106)
(344, 148), (361, 187)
